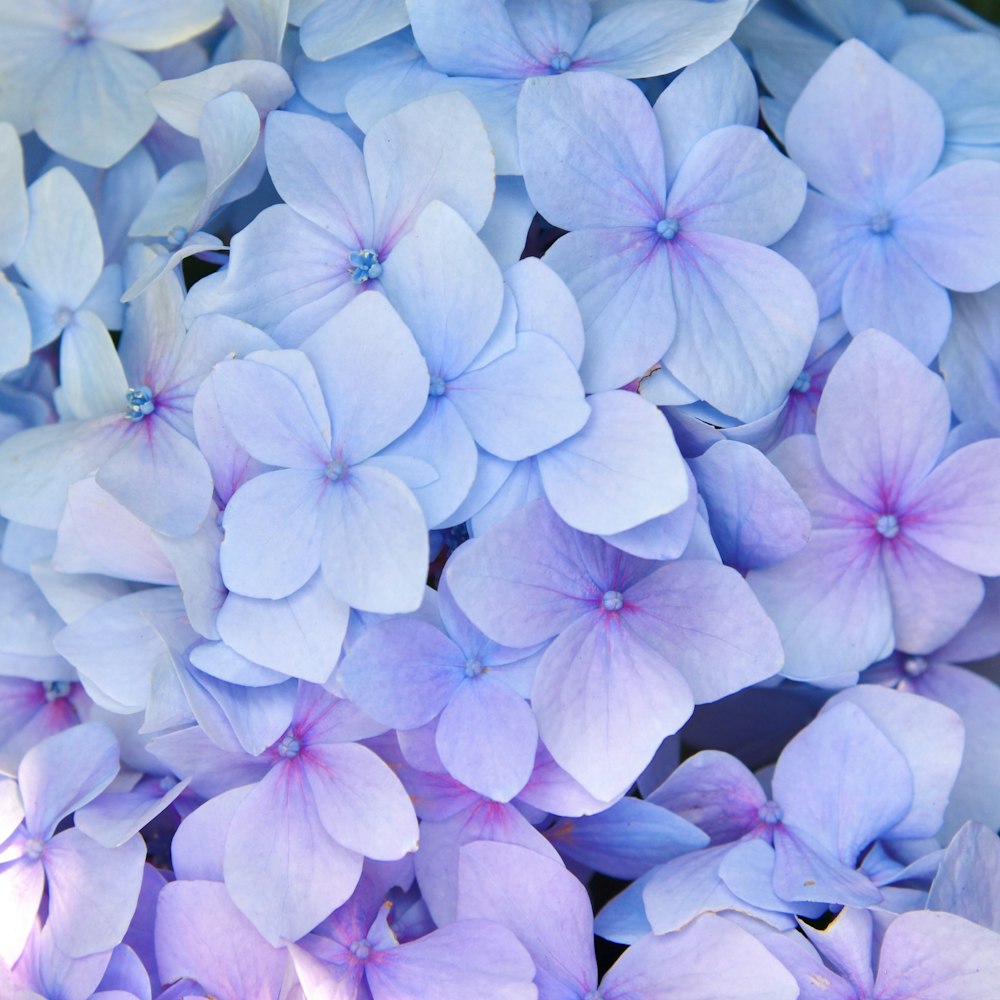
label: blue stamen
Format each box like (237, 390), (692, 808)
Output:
(43, 680), (71, 701)
(464, 657), (485, 678)
(166, 226), (188, 249)
(350, 939), (372, 960)
(903, 656), (928, 678)
(124, 385), (155, 421)
(758, 800), (783, 824)
(656, 217), (679, 240)
(66, 19), (89, 43)
(792, 371), (812, 393)
(550, 51), (572, 72)
(869, 211), (892, 235)
(429, 375), (446, 397)
(325, 460), (347, 482)
(277, 732), (301, 758)
(348, 248), (383, 283)
(602, 590), (624, 612)
(875, 513), (899, 539)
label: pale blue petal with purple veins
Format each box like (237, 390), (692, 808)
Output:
(598, 914), (800, 1000)
(544, 796), (708, 880)
(296, 0), (408, 61)
(456, 841), (598, 1000)
(653, 42), (759, 186)
(691, 440), (811, 573)
(155, 880), (287, 1000)
(537, 390), (689, 535)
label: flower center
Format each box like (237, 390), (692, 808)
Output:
(324, 460), (347, 482)
(602, 590), (624, 612)
(758, 800), (783, 825)
(124, 385), (155, 421)
(65, 19), (89, 43)
(166, 226), (188, 249)
(792, 371), (812, 393)
(43, 680), (71, 701)
(656, 217), (680, 240)
(428, 375), (446, 397)
(875, 513), (899, 539)
(350, 939), (372, 960)
(348, 248), (382, 283)
(464, 657), (485, 678)
(54, 306), (74, 328)
(24, 837), (44, 860)
(902, 655), (929, 678)
(550, 50), (572, 72)
(869, 211), (892, 235)
(277, 732), (301, 758)
(159, 774), (178, 791)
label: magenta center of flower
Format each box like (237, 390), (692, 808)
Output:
(43, 680), (71, 701)
(602, 590), (624, 612)
(875, 513), (900, 539)
(757, 800), (783, 825)
(656, 217), (680, 241)
(550, 50), (572, 72)
(277, 732), (301, 758)
(325, 460), (347, 482)
(350, 939), (372, 960)
(124, 385), (155, 421)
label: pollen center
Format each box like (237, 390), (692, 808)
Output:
(124, 385), (155, 421)
(602, 590), (624, 612)
(429, 375), (446, 397)
(656, 217), (680, 241)
(348, 248), (383, 283)
(875, 513), (899, 539)
(325, 460), (347, 482)
(277, 732), (301, 758)
(869, 211), (892, 235)
(758, 800), (783, 825)
(792, 371), (812, 393)
(550, 51), (572, 72)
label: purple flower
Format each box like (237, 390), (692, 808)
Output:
(749, 329), (1000, 680)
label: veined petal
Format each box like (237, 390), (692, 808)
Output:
(816, 329), (951, 510)
(89, 0), (224, 50)
(662, 231), (816, 421)
(301, 293), (428, 463)
(300, 0), (407, 60)
(265, 111), (372, 245)
(533, 610), (694, 800)
(544, 227), (675, 393)
(667, 125), (806, 246)
(518, 71), (666, 229)
(16, 167), (103, 309)
(576, 0), (748, 79)
(784, 40), (943, 210)
(366, 91), (495, 247)
(903, 439), (1000, 576)
(220, 468), (326, 599)
(210, 353), (332, 470)
(319, 465), (428, 614)
(893, 159), (1000, 293)
(18, 723), (119, 840)
(305, 741), (418, 860)
(625, 559), (784, 704)
(224, 771), (363, 945)
(748, 527), (892, 681)
(44, 829), (145, 958)
(841, 234), (952, 362)
(35, 41), (160, 168)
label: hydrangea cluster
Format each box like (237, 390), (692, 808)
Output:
(2, 0), (1000, 996)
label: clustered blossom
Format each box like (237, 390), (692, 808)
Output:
(1, 1), (1000, 997)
